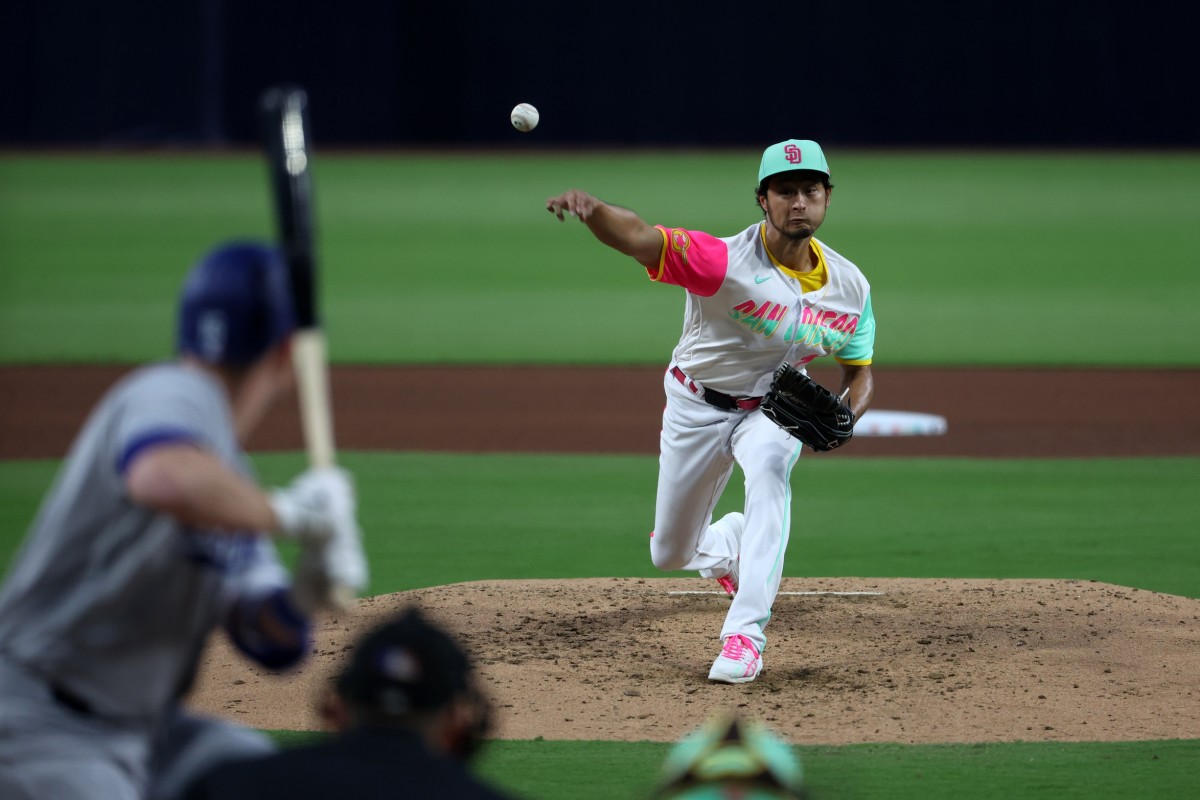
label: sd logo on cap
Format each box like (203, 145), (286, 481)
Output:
(757, 139), (831, 187)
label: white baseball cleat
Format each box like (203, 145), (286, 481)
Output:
(707, 634), (763, 683)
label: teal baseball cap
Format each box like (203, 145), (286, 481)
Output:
(757, 139), (830, 184)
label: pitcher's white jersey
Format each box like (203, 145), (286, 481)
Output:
(643, 220), (876, 661)
(649, 222), (874, 396)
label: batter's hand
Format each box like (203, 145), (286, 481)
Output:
(323, 513), (368, 601)
(289, 516), (368, 614)
(272, 467), (367, 613)
(289, 543), (331, 616)
(270, 466), (355, 545)
(547, 189), (602, 222)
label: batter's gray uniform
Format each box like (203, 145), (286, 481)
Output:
(0, 363), (304, 799)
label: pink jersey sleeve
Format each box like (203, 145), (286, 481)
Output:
(646, 226), (728, 297)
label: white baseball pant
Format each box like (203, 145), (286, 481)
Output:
(650, 367), (803, 654)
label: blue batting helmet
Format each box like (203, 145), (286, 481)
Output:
(177, 242), (296, 366)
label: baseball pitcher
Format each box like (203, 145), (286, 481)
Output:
(547, 140), (875, 683)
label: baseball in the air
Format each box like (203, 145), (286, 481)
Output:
(510, 103), (539, 132)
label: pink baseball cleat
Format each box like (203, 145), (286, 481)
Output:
(715, 565), (738, 598)
(708, 634), (762, 683)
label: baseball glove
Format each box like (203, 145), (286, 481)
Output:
(761, 363), (855, 451)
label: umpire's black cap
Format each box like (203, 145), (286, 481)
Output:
(336, 607), (472, 715)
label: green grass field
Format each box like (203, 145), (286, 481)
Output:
(268, 732), (1200, 800)
(1, 150), (1198, 798)
(4, 453), (1198, 599)
(2, 151), (1199, 365)
(2, 452), (1198, 798)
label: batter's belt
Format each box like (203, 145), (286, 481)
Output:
(670, 366), (763, 412)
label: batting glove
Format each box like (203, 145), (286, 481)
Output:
(271, 467), (368, 612)
(270, 466), (355, 545)
(289, 517), (368, 614)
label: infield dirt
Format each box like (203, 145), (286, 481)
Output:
(4, 365), (1200, 460)
(2, 365), (1198, 744)
(189, 577), (1200, 745)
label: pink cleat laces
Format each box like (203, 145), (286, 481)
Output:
(721, 634), (758, 665)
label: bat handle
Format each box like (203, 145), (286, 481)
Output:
(291, 329), (359, 612)
(291, 329), (336, 468)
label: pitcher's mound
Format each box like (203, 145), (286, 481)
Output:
(188, 577), (1200, 745)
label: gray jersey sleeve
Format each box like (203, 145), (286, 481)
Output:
(112, 366), (290, 597)
(0, 363), (291, 724)
(112, 367), (222, 473)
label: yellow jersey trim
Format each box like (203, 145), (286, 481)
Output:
(758, 224), (827, 293)
(648, 227), (668, 282)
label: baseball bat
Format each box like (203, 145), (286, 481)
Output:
(259, 86), (352, 609)
(259, 86), (334, 468)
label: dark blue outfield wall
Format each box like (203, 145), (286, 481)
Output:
(1, 0), (1196, 147)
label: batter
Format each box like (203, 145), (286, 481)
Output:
(547, 140), (875, 683)
(0, 242), (366, 798)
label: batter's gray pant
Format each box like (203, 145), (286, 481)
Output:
(0, 657), (275, 800)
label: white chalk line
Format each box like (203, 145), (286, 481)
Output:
(667, 590), (885, 596)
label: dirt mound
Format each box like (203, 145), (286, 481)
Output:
(186, 577), (1200, 745)
(8, 364), (1198, 744)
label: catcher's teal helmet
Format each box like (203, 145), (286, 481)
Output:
(655, 714), (805, 799)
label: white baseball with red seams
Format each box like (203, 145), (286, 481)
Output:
(510, 103), (539, 132)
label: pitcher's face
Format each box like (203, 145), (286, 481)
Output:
(760, 173), (831, 241)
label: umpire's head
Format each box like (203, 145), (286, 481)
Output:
(332, 607), (492, 758)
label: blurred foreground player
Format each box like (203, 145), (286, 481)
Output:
(655, 713), (806, 799)
(186, 607), (513, 800)
(0, 242), (367, 800)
